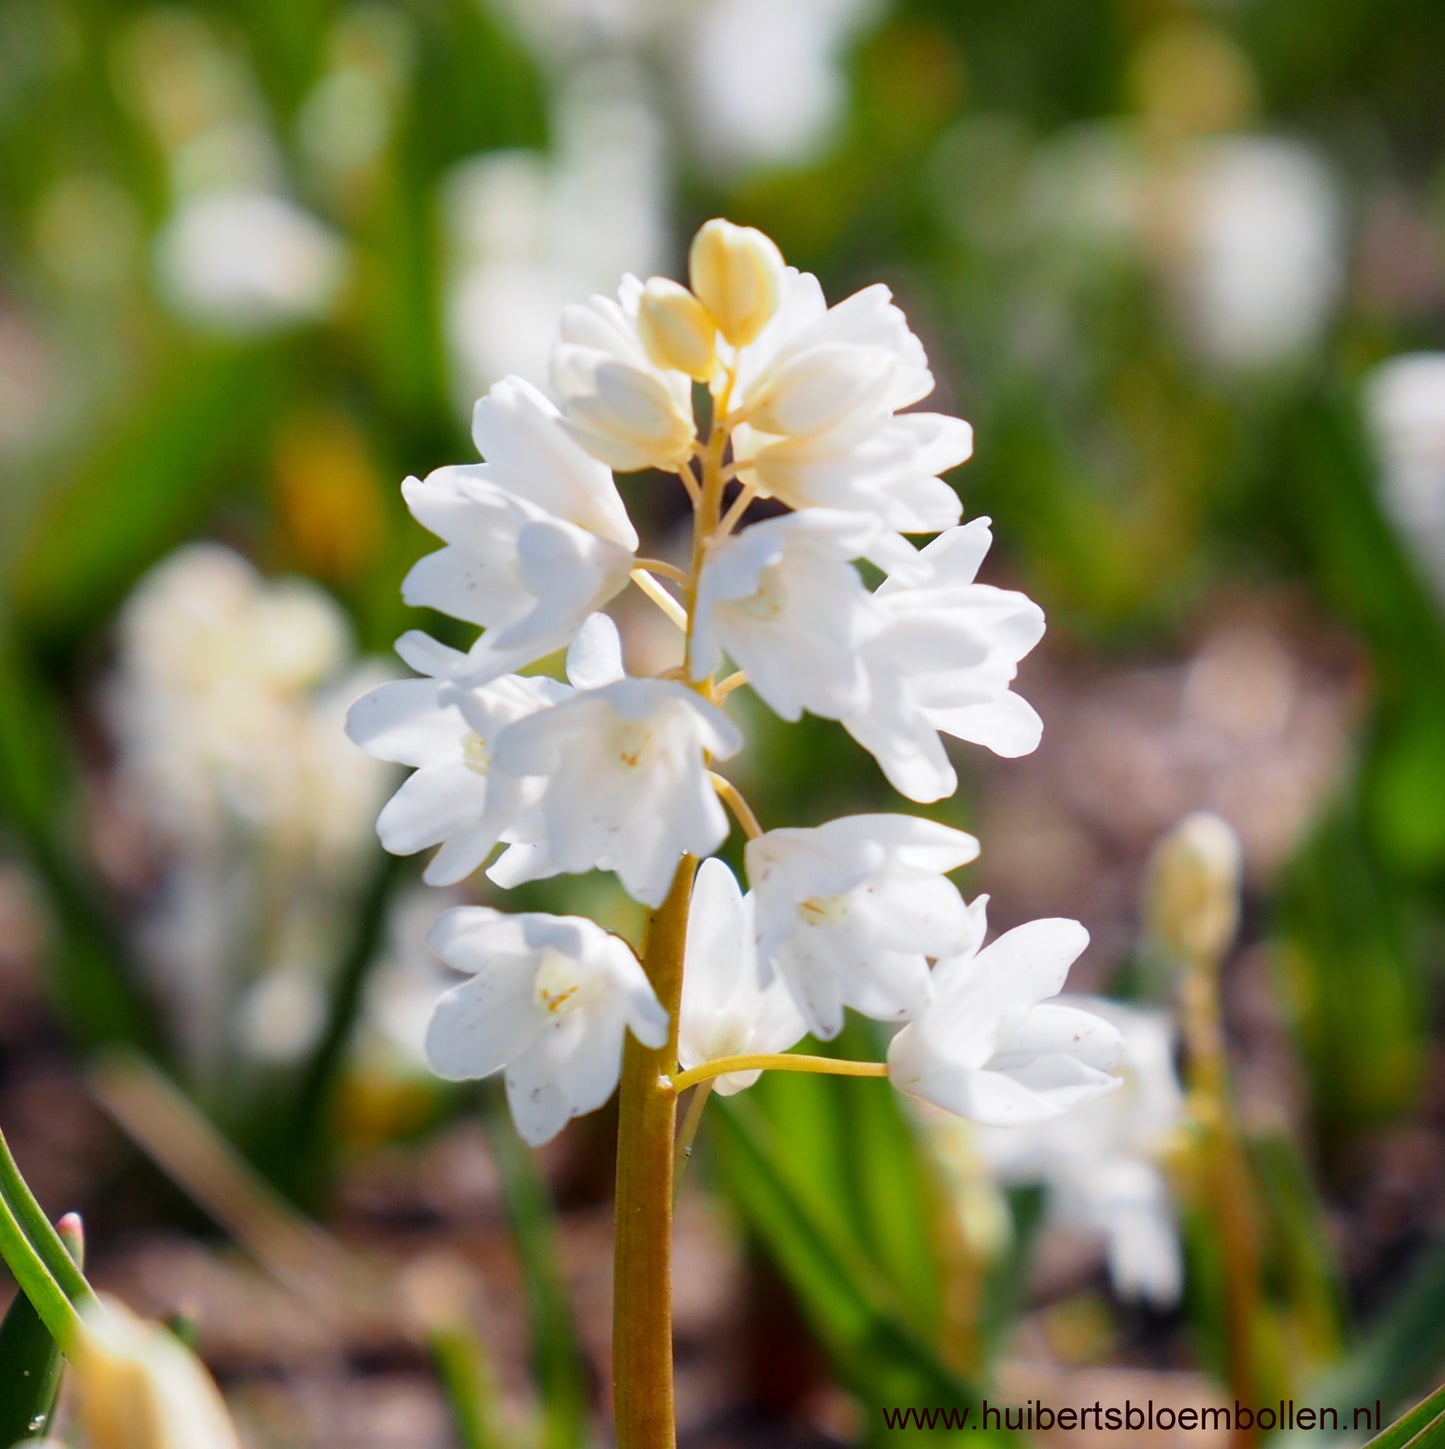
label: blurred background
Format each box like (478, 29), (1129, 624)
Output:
(2, 0), (1444, 1444)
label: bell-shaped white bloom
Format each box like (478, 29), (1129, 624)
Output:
(689, 509), (881, 721)
(76, 1296), (241, 1449)
(842, 518), (1045, 802)
(976, 999), (1186, 1307)
(550, 274), (697, 472)
(401, 376), (637, 684)
(728, 270), (969, 536)
(888, 900), (1122, 1126)
(746, 814), (980, 1040)
(345, 630), (567, 885)
(485, 667), (743, 909)
(678, 858), (808, 1093)
(424, 906), (669, 1145)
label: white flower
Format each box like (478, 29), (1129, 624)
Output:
(678, 858), (808, 1093)
(485, 659), (744, 909)
(424, 905), (668, 1145)
(842, 518), (1045, 802)
(887, 901), (1122, 1126)
(76, 1296), (241, 1449)
(551, 275), (697, 471)
(689, 509), (881, 720)
(976, 999), (1185, 1307)
(154, 188), (345, 334)
(746, 814), (980, 1040)
(1364, 352), (1445, 607)
(728, 270), (970, 539)
(345, 630), (567, 885)
(401, 375), (637, 684)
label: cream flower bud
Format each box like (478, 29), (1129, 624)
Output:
(1143, 811), (1243, 966)
(637, 277), (718, 381)
(76, 1298), (241, 1449)
(688, 218), (785, 347)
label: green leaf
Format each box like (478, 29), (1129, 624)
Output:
(1361, 1383), (1445, 1449)
(0, 1213), (84, 1447)
(481, 1093), (590, 1449)
(712, 1090), (1018, 1445)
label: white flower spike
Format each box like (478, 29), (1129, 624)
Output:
(678, 858), (808, 1094)
(425, 906), (669, 1145)
(888, 901), (1123, 1126)
(746, 814), (980, 1040)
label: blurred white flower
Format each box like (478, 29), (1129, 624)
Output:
(1166, 136), (1343, 371)
(1363, 353), (1445, 604)
(76, 1296), (241, 1449)
(888, 903), (1122, 1126)
(402, 376), (638, 685)
(425, 905), (668, 1144)
(678, 858), (808, 1093)
(154, 188), (346, 333)
(843, 518), (1045, 802)
(976, 999), (1185, 1306)
(746, 814), (979, 1039)
(689, 509), (881, 720)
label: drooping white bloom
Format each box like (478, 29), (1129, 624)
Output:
(76, 1296), (241, 1449)
(842, 518), (1045, 801)
(551, 274), (697, 472)
(746, 814), (980, 1039)
(402, 376), (638, 683)
(154, 188), (346, 334)
(485, 668), (743, 909)
(976, 999), (1185, 1307)
(728, 270), (970, 540)
(425, 906), (668, 1145)
(678, 858), (808, 1093)
(887, 900), (1122, 1126)
(345, 630), (568, 885)
(689, 509), (881, 721)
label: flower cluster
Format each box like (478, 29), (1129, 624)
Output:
(350, 218), (1122, 1144)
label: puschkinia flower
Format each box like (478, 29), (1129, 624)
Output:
(689, 509), (880, 720)
(345, 631), (567, 885)
(402, 376), (637, 684)
(425, 906), (668, 1145)
(977, 999), (1186, 1307)
(678, 858), (808, 1094)
(887, 901), (1122, 1125)
(727, 270), (971, 536)
(486, 674), (742, 908)
(551, 275), (697, 472)
(746, 815), (980, 1040)
(843, 518), (1045, 801)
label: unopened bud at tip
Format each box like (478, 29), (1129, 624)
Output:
(637, 277), (718, 381)
(688, 218), (785, 348)
(1144, 811), (1243, 967)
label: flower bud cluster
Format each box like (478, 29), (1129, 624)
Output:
(349, 218), (1124, 1143)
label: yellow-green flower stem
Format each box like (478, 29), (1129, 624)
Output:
(671, 1054), (889, 1095)
(708, 772), (762, 840)
(1180, 944), (1263, 1449)
(612, 856), (692, 1449)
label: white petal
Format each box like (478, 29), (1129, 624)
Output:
(425, 967), (542, 1081)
